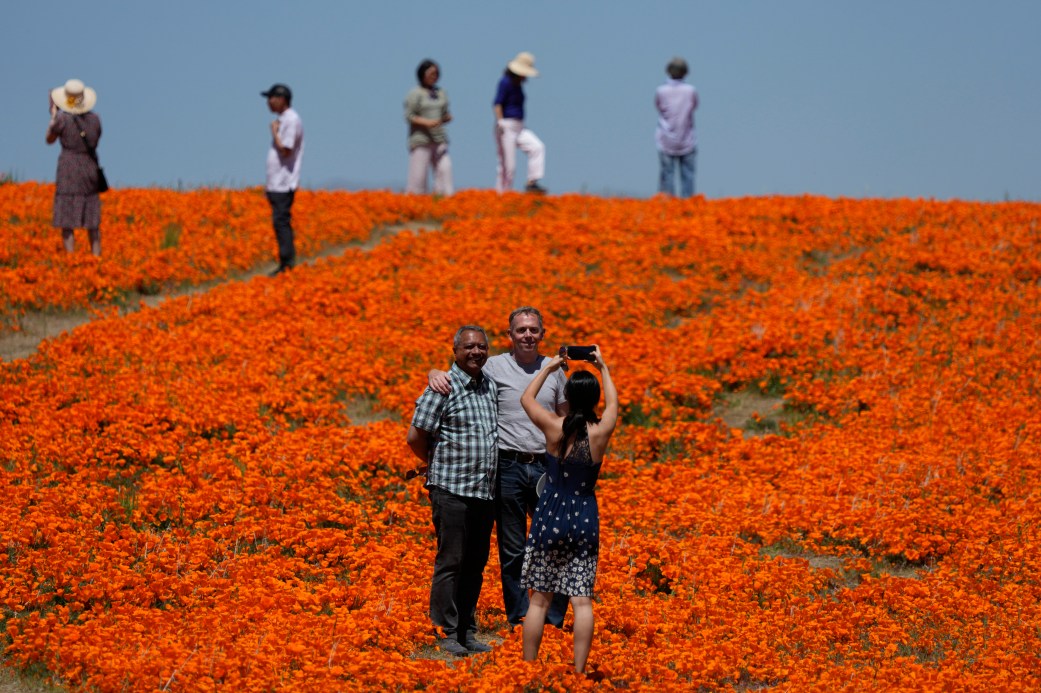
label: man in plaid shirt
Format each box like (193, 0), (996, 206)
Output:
(407, 325), (498, 656)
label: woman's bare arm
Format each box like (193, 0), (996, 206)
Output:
(521, 354), (566, 440)
(594, 346), (618, 433)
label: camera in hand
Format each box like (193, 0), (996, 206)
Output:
(559, 345), (596, 363)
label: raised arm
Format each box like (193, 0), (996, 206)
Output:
(593, 346), (618, 434)
(270, 120), (291, 158)
(46, 99), (59, 144)
(520, 354), (565, 437)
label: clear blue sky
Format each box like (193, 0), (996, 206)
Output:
(4, 1), (1040, 200)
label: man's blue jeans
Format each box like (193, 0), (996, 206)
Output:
(496, 453), (568, 626)
(658, 150), (697, 197)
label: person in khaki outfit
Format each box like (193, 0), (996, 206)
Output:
(405, 59), (453, 195)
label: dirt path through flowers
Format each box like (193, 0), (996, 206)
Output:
(0, 215), (792, 433)
(0, 218), (443, 692)
(0, 220), (437, 363)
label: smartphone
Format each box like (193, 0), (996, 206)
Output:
(559, 345), (596, 362)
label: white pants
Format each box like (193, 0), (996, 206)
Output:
(407, 143), (453, 195)
(495, 118), (545, 192)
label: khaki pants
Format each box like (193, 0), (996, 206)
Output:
(407, 143), (453, 195)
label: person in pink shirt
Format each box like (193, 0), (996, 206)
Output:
(655, 57), (699, 197)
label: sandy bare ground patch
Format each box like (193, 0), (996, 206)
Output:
(0, 221), (439, 363)
(714, 390), (786, 436)
(0, 657), (63, 693)
(341, 394), (401, 425)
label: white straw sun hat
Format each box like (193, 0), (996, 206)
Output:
(51, 79), (97, 115)
(507, 52), (539, 78)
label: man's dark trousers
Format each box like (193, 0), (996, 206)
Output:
(497, 453), (569, 626)
(429, 487), (495, 644)
(266, 190), (296, 269)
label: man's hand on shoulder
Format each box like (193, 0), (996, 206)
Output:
(428, 369), (451, 395)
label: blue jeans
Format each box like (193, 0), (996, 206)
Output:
(496, 453), (569, 626)
(658, 150), (696, 197)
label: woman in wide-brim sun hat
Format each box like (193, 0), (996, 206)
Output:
(493, 52), (547, 194)
(46, 79), (104, 255)
(507, 51), (539, 78)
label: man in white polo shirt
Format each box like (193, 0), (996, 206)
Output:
(261, 83), (304, 275)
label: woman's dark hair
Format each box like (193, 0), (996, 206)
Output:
(559, 371), (601, 456)
(416, 59), (439, 86)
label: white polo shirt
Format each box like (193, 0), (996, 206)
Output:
(266, 107), (304, 192)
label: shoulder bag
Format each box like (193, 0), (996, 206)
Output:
(72, 114), (109, 193)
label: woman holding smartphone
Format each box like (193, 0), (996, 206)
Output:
(518, 346), (618, 673)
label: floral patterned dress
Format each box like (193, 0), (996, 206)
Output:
(520, 432), (602, 597)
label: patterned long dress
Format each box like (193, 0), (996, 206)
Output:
(49, 111), (102, 229)
(520, 432), (602, 597)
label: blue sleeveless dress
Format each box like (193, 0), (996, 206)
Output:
(520, 434), (602, 597)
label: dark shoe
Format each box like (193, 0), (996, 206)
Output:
(464, 638), (493, 653)
(268, 264), (292, 277)
(437, 638), (469, 657)
(525, 181), (547, 195)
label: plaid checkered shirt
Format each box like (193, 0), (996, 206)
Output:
(411, 362), (498, 500)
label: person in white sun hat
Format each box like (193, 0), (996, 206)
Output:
(46, 78), (104, 255)
(493, 52), (547, 194)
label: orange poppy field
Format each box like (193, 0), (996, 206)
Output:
(1, 183), (1040, 690)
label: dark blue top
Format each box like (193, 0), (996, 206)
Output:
(521, 435), (602, 596)
(494, 74), (525, 120)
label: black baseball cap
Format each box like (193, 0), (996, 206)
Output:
(261, 83), (292, 100)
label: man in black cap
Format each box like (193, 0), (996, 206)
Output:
(261, 83), (304, 275)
